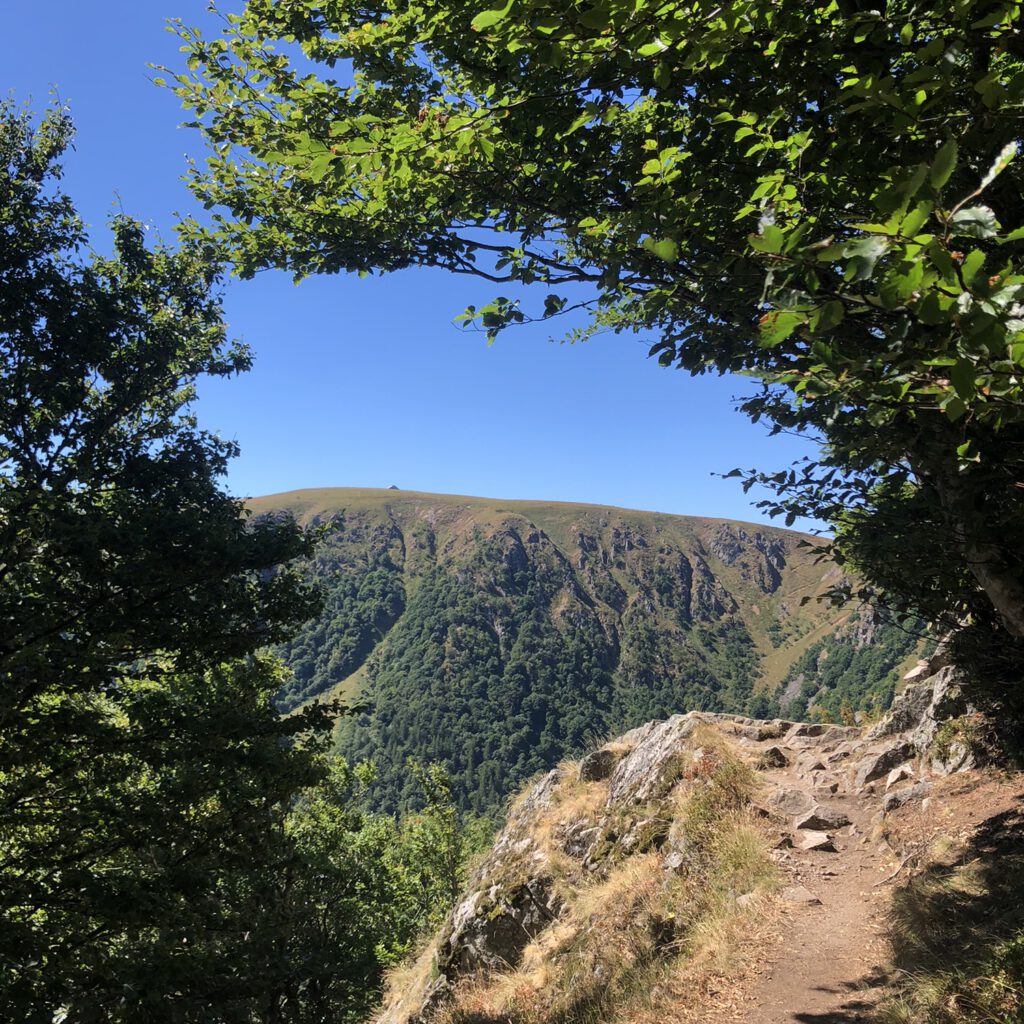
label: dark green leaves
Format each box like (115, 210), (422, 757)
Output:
(930, 138), (958, 190)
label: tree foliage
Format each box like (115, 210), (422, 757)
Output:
(0, 104), (342, 1021)
(171, 0), (1024, 714)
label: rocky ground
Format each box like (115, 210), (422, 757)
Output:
(376, 651), (1012, 1024)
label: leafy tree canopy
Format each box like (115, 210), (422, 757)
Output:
(0, 103), (335, 1021)
(171, 1), (1024, 714)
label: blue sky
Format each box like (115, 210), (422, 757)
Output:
(2, 1), (821, 525)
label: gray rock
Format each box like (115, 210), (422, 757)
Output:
(781, 885), (822, 904)
(663, 848), (693, 874)
(902, 661), (931, 684)
(855, 742), (917, 789)
(868, 665), (974, 766)
(795, 807), (851, 831)
(441, 877), (560, 975)
(606, 713), (702, 805)
(814, 776), (840, 795)
(868, 680), (934, 740)
(560, 821), (600, 859)
(885, 763), (915, 790)
(768, 786), (816, 817)
(579, 747), (619, 783)
(932, 741), (975, 777)
(791, 723), (827, 737)
(883, 782), (931, 814)
(797, 830), (836, 852)
(757, 745), (791, 769)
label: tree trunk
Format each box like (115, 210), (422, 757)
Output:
(927, 456), (1024, 638)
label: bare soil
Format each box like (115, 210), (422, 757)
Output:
(706, 768), (1024, 1024)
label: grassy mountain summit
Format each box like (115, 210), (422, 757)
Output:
(249, 489), (919, 812)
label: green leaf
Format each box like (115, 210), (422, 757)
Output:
(748, 225), (784, 254)
(960, 249), (985, 286)
(812, 299), (844, 332)
(843, 236), (890, 282)
(900, 199), (933, 238)
(950, 359), (976, 400)
(578, 5), (610, 30)
(637, 39), (668, 56)
(643, 236), (678, 261)
(930, 138), (958, 190)
(949, 205), (999, 239)
(759, 310), (804, 347)
(471, 0), (515, 32)
(941, 395), (967, 421)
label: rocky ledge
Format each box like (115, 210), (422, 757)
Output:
(376, 652), (978, 1024)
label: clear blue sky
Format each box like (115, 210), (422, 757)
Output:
(2, 1), (821, 525)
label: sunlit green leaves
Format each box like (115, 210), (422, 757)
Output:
(471, 0), (515, 32)
(949, 205), (1000, 239)
(643, 236), (678, 261)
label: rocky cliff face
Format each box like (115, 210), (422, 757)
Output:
(376, 652), (979, 1024)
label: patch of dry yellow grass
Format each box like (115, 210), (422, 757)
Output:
(390, 725), (783, 1024)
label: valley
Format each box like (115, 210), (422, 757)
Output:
(250, 489), (921, 813)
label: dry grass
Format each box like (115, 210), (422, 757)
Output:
(379, 936), (443, 1024)
(878, 806), (1024, 1024)
(429, 728), (779, 1024)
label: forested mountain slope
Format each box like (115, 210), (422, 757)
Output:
(249, 489), (920, 812)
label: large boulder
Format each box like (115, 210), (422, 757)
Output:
(855, 742), (917, 789)
(868, 665), (971, 758)
(606, 713), (703, 805)
(441, 877), (561, 974)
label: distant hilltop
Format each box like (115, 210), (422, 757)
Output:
(250, 488), (922, 813)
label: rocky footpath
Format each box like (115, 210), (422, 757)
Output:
(376, 649), (979, 1024)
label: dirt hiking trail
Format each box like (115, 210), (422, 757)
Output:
(729, 751), (899, 1024)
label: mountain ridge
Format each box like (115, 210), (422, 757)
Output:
(247, 487), (828, 541)
(250, 488), (920, 813)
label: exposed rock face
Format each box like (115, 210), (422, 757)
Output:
(375, 663), (983, 1024)
(606, 714), (702, 804)
(444, 878), (560, 974)
(855, 742), (918, 788)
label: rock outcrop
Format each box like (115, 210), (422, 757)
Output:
(375, 660), (982, 1024)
